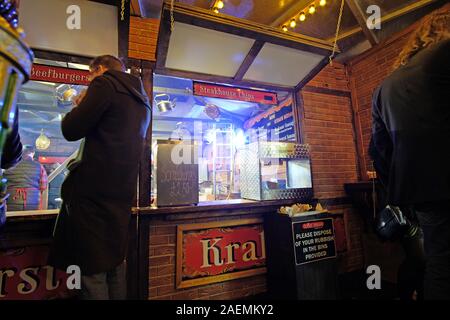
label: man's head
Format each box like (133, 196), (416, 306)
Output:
(22, 146), (35, 160)
(89, 55), (125, 80)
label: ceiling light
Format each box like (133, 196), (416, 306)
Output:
(36, 129), (51, 151)
(319, 0), (327, 6)
(282, 25), (288, 32)
(217, 1), (224, 9)
(299, 12), (306, 21)
(309, 5), (316, 14)
(213, 7), (219, 13)
(289, 19), (296, 28)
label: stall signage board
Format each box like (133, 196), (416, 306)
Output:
(31, 64), (90, 86)
(193, 82), (278, 105)
(0, 246), (74, 300)
(292, 218), (337, 265)
(156, 142), (199, 206)
(244, 98), (296, 142)
(177, 219), (266, 288)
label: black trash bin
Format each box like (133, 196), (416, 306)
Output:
(265, 211), (339, 300)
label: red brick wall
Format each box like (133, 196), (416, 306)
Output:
(128, 16), (159, 61)
(148, 213), (267, 300)
(299, 63), (364, 272)
(300, 63), (359, 199)
(347, 36), (409, 178)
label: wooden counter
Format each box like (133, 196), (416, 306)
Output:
(1, 199), (346, 300)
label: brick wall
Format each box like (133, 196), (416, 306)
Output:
(347, 36), (409, 178)
(128, 16), (159, 62)
(148, 213), (267, 300)
(299, 63), (364, 272)
(300, 63), (359, 199)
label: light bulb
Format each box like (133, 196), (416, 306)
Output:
(319, 0), (326, 6)
(217, 1), (224, 9)
(309, 5), (316, 14)
(282, 25), (288, 32)
(299, 12), (306, 21)
(289, 19), (296, 28)
(213, 7), (219, 14)
(36, 130), (51, 151)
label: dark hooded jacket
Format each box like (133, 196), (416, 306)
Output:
(48, 70), (151, 275)
(369, 40), (450, 206)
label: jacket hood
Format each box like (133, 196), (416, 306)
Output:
(103, 70), (151, 109)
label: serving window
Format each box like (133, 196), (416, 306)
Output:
(4, 59), (88, 213)
(151, 75), (300, 204)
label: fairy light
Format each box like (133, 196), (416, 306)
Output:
(281, 0), (330, 31)
(289, 19), (296, 28)
(299, 11), (306, 21)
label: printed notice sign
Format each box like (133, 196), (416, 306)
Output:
(292, 218), (337, 265)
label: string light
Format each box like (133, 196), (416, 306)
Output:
(299, 11), (306, 21)
(217, 0), (224, 9)
(281, 0), (330, 31)
(289, 19), (296, 28)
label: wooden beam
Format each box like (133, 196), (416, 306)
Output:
(233, 40), (265, 81)
(164, 2), (336, 55)
(294, 57), (330, 92)
(155, 67), (294, 92)
(270, 0), (312, 27)
(345, 0), (378, 46)
(326, 0), (437, 42)
(155, 7), (172, 70)
(33, 49), (92, 64)
(130, 0), (142, 16)
(302, 85), (351, 98)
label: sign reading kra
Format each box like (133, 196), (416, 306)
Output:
(177, 219), (266, 288)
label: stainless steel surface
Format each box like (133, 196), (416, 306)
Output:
(240, 141), (313, 201)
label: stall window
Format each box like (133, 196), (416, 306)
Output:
(151, 75), (299, 203)
(4, 59), (88, 212)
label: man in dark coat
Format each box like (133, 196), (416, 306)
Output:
(48, 55), (151, 300)
(369, 7), (450, 299)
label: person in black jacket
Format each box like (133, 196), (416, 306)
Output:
(369, 7), (450, 299)
(48, 55), (151, 300)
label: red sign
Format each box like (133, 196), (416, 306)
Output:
(177, 219), (266, 288)
(0, 246), (73, 300)
(302, 221), (325, 229)
(31, 64), (90, 85)
(194, 82), (278, 105)
(39, 156), (68, 164)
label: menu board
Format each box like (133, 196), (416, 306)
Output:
(156, 142), (199, 206)
(245, 98), (296, 142)
(292, 218), (337, 265)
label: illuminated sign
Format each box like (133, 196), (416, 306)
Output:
(31, 64), (90, 85)
(194, 82), (278, 105)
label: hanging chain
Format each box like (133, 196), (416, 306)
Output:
(170, 0), (175, 32)
(329, 0), (345, 65)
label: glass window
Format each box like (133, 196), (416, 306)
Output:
(151, 74), (298, 204)
(4, 61), (87, 212)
